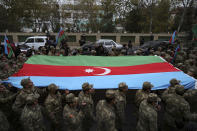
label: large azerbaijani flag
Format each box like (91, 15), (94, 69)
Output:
(6, 55), (196, 90)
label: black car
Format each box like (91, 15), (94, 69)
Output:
(140, 40), (169, 50)
(81, 42), (99, 50)
(140, 40), (169, 49)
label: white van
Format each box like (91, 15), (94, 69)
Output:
(24, 36), (47, 50)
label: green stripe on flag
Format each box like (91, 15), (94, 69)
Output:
(26, 55), (165, 67)
(7, 44), (13, 58)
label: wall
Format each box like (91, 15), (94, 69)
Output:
(0, 32), (186, 46)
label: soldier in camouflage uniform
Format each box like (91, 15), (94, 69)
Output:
(96, 90), (117, 131)
(20, 94), (45, 131)
(62, 89), (70, 106)
(10, 61), (19, 75)
(48, 46), (55, 56)
(184, 89), (197, 112)
(44, 83), (62, 131)
(12, 78), (47, 115)
(16, 55), (25, 69)
(78, 82), (95, 131)
(0, 83), (15, 114)
(135, 81), (153, 108)
(0, 62), (9, 80)
(163, 85), (197, 131)
(115, 82), (128, 131)
(0, 110), (9, 131)
(136, 93), (161, 131)
(161, 78), (180, 101)
(55, 47), (60, 56)
(63, 93), (83, 131)
(0, 83), (17, 120)
(0, 83), (18, 131)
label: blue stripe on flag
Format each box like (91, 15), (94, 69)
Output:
(4, 71), (195, 90)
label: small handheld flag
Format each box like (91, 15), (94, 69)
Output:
(56, 28), (66, 47)
(4, 35), (8, 55)
(169, 31), (177, 44)
(171, 44), (180, 64)
(4, 35), (14, 58)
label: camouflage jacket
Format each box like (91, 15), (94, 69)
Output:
(63, 104), (83, 131)
(44, 92), (62, 122)
(12, 87), (46, 114)
(164, 94), (197, 123)
(0, 89), (17, 115)
(0, 71), (9, 80)
(135, 90), (149, 108)
(115, 90), (126, 129)
(20, 104), (45, 131)
(162, 86), (176, 101)
(78, 91), (94, 118)
(96, 100), (117, 131)
(136, 100), (157, 131)
(183, 89), (197, 108)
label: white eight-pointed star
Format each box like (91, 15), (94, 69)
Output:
(85, 69), (94, 73)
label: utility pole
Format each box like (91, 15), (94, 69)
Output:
(58, 0), (63, 28)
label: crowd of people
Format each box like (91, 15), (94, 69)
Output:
(0, 38), (197, 131)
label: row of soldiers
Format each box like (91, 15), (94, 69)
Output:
(1, 77), (197, 131)
(0, 53), (27, 81)
(0, 78), (128, 131)
(135, 79), (197, 131)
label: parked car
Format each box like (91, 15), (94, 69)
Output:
(96, 39), (123, 50)
(19, 44), (32, 53)
(82, 39), (123, 51)
(23, 36), (47, 50)
(140, 40), (169, 50)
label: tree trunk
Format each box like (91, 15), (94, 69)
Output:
(177, 7), (187, 33)
(177, 0), (194, 32)
(149, 7), (153, 33)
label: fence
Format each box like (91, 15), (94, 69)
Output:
(0, 32), (186, 46)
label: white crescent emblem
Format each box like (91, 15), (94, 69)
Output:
(94, 67), (111, 76)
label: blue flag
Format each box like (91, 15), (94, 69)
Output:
(4, 35), (8, 55)
(171, 44), (180, 64)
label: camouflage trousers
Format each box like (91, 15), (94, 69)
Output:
(0, 110), (9, 131)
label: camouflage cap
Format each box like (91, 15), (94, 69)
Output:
(66, 93), (75, 103)
(91, 50), (96, 54)
(160, 52), (166, 56)
(48, 83), (58, 91)
(118, 82), (128, 90)
(147, 93), (161, 103)
(21, 77), (30, 87)
(41, 47), (46, 51)
(105, 90), (115, 99)
(50, 46), (55, 49)
(56, 46), (60, 50)
(82, 82), (93, 91)
(170, 78), (180, 86)
(142, 81), (153, 89)
(0, 83), (4, 88)
(175, 85), (185, 95)
(188, 68), (195, 73)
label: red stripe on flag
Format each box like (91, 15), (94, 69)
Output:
(169, 37), (172, 44)
(59, 30), (64, 36)
(12, 62), (180, 77)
